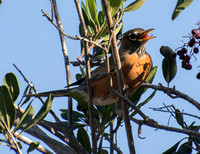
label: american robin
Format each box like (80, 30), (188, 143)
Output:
(27, 28), (155, 106)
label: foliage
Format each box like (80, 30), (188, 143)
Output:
(0, 0), (199, 153)
(0, 73), (53, 152)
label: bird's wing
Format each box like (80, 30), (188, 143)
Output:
(79, 56), (116, 85)
(25, 88), (75, 97)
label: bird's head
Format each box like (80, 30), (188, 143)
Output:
(119, 28), (155, 57)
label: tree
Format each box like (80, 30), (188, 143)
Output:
(0, 0), (199, 153)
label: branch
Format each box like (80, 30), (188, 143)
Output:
(141, 83), (200, 110)
(41, 10), (108, 52)
(13, 64), (61, 123)
(104, 134), (123, 154)
(50, 0), (73, 131)
(74, 0), (97, 153)
(130, 117), (200, 138)
(0, 117), (22, 154)
(14, 132), (53, 154)
(149, 105), (200, 120)
(14, 104), (75, 153)
(101, 0), (135, 153)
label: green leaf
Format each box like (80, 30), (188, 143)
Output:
(0, 86), (16, 129)
(77, 127), (91, 153)
(130, 90), (156, 116)
(81, 2), (96, 36)
(3, 72), (20, 102)
(68, 92), (88, 108)
(162, 140), (182, 154)
(27, 141), (40, 153)
(60, 109), (84, 122)
(91, 47), (106, 61)
(162, 58), (177, 84)
(175, 141), (192, 154)
(76, 73), (82, 81)
(172, 0), (193, 20)
(160, 46), (177, 84)
(99, 105), (116, 131)
(86, 0), (99, 25)
(14, 102), (34, 132)
(20, 94), (54, 134)
(99, 22), (123, 42)
(130, 66), (157, 104)
(94, 21), (108, 41)
(98, 11), (105, 26)
(108, 0), (122, 16)
(62, 121), (86, 130)
(175, 109), (184, 127)
(80, 65), (86, 76)
(124, 0), (146, 12)
(18, 85), (31, 106)
(20, 86), (33, 107)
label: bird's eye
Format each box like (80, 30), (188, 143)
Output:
(128, 33), (138, 41)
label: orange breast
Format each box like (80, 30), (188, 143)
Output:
(121, 53), (152, 95)
(91, 53), (152, 103)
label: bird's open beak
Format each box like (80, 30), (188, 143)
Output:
(138, 29), (156, 41)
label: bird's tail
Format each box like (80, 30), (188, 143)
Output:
(25, 88), (75, 97)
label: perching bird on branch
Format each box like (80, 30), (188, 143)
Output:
(26, 28), (155, 106)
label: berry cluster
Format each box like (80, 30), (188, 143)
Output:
(176, 24), (200, 79)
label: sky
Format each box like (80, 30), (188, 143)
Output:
(1, 0), (200, 153)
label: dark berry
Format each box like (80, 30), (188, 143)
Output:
(177, 50), (182, 55)
(196, 73), (200, 79)
(184, 55), (190, 62)
(181, 48), (187, 54)
(184, 63), (192, 70)
(188, 38), (196, 47)
(194, 47), (199, 54)
(171, 52), (177, 59)
(181, 60), (186, 68)
(192, 29), (197, 35)
(179, 54), (185, 60)
(195, 33), (200, 39)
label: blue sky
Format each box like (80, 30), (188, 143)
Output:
(1, 0), (200, 153)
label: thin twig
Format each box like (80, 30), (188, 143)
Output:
(51, 0), (73, 131)
(130, 117), (200, 138)
(110, 124), (114, 154)
(74, 0), (97, 153)
(141, 82), (200, 110)
(13, 64), (61, 123)
(15, 104), (82, 154)
(149, 106), (200, 120)
(14, 132), (53, 154)
(101, 0), (135, 153)
(41, 10), (108, 52)
(104, 135), (123, 154)
(0, 117), (22, 154)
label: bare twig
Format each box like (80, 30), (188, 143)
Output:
(111, 89), (148, 120)
(110, 124), (114, 154)
(149, 106), (200, 120)
(0, 117), (22, 154)
(13, 64), (61, 123)
(101, 0), (135, 153)
(104, 135), (123, 154)
(50, 0), (73, 131)
(41, 10), (107, 52)
(74, 0), (97, 153)
(15, 104), (84, 154)
(130, 117), (200, 138)
(14, 132), (53, 154)
(141, 82), (200, 110)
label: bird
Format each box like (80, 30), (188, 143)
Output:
(26, 28), (155, 106)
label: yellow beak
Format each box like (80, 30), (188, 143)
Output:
(138, 29), (156, 41)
